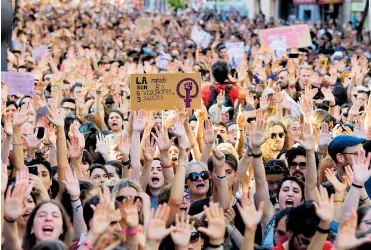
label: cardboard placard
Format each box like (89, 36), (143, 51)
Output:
(130, 73), (202, 111)
(225, 42), (245, 67)
(135, 18), (152, 31)
(1, 71), (35, 96)
(191, 25), (212, 49)
(259, 24), (312, 49)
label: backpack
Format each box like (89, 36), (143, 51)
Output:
(207, 85), (233, 110)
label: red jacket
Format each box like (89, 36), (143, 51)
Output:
(201, 84), (240, 108)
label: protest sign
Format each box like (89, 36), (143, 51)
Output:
(32, 45), (48, 63)
(191, 26), (212, 49)
(225, 42), (245, 67)
(135, 18), (152, 31)
(130, 73), (202, 111)
(259, 24), (312, 49)
(1, 71), (35, 96)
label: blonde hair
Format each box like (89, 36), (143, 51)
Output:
(318, 156), (336, 184)
(282, 115), (300, 130)
(185, 162), (208, 178)
(112, 179), (142, 197)
(217, 143), (239, 160)
(261, 121), (288, 165)
(310, 109), (335, 129)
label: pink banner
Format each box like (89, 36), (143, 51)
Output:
(293, 0), (316, 4)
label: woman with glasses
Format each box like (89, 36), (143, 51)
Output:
(261, 121), (288, 165)
(357, 205), (371, 233)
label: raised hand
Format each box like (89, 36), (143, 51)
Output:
(211, 148), (225, 170)
(273, 87), (284, 104)
(118, 133), (130, 158)
(348, 100), (363, 117)
(67, 134), (84, 160)
(46, 103), (64, 128)
(4, 168), (33, 222)
(334, 210), (371, 250)
(304, 84), (318, 101)
(351, 151), (371, 186)
(250, 110), (268, 149)
(146, 203), (175, 242)
(96, 134), (109, 155)
(299, 95), (313, 115)
(171, 116), (186, 137)
(318, 122), (332, 150)
(353, 121), (366, 138)
(216, 90), (225, 106)
(151, 126), (175, 152)
(204, 119), (217, 145)
(13, 105), (33, 127)
(174, 100), (188, 122)
(237, 191), (264, 229)
(22, 128), (44, 150)
(325, 168), (347, 198)
(313, 185), (334, 223)
(344, 165), (354, 188)
(3, 112), (13, 136)
(198, 203), (226, 243)
(236, 105), (246, 130)
(61, 166), (80, 200)
(122, 199), (140, 230)
(171, 213), (194, 248)
(142, 136), (156, 162)
(224, 208), (236, 226)
(45, 125), (57, 146)
(2, 163), (8, 193)
(321, 87), (335, 103)
(259, 95), (270, 111)
(297, 122), (315, 151)
(133, 109), (147, 132)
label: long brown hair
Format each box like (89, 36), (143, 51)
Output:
(23, 200), (72, 250)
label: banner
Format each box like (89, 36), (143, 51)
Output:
(130, 73), (202, 111)
(259, 24), (312, 50)
(32, 45), (48, 63)
(1, 71), (35, 96)
(225, 42), (245, 68)
(191, 25), (212, 49)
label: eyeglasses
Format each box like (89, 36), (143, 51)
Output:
(247, 117), (256, 123)
(361, 219), (371, 228)
(115, 195), (142, 203)
(270, 132), (285, 139)
(183, 194), (192, 203)
(290, 162), (307, 169)
(190, 232), (200, 243)
(187, 171), (209, 182)
(342, 151), (359, 156)
(265, 164), (284, 174)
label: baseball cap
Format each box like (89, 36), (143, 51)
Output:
(328, 135), (365, 161)
(208, 104), (232, 122)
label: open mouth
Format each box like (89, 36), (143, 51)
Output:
(151, 177), (160, 184)
(196, 183), (205, 189)
(285, 199), (294, 207)
(180, 206), (188, 212)
(42, 225), (54, 235)
(171, 157), (178, 161)
(23, 212), (31, 219)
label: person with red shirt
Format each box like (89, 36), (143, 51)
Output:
(201, 60), (240, 110)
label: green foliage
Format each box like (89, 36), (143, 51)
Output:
(168, 0), (185, 9)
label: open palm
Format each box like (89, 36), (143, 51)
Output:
(237, 192), (264, 229)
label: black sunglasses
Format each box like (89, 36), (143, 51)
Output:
(115, 195), (142, 203)
(290, 162), (307, 169)
(190, 232), (200, 243)
(265, 164), (284, 174)
(271, 132), (285, 139)
(247, 117), (256, 123)
(187, 171), (209, 182)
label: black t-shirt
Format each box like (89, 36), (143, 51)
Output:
(189, 197), (262, 248)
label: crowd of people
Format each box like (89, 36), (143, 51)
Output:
(3, 0), (371, 249)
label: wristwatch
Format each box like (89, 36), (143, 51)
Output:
(247, 151), (262, 158)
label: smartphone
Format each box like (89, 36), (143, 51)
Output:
(253, 73), (260, 84)
(28, 165), (38, 176)
(288, 53), (299, 59)
(34, 127), (45, 140)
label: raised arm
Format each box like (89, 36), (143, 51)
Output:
(211, 148), (230, 211)
(250, 110), (273, 231)
(341, 153), (371, 218)
(200, 119), (216, 163)
(139, 137), (156, 191)
(195, 110), (207, 153)
(130, 110), (147, 181)
(2, 113), (13, 163)
(298, 123), (317, 202)
(235, 108), (246, 157)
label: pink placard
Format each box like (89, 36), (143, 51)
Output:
(259, 24), (312, 49)
(1, 71), (35, 96)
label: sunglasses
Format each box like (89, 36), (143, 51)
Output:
(190, 232), (200, 243)
(115, 195), (142, 203)
(270, 132), (285, 139)
(247, 117), (256, 123)
(265, 164), (284, 173)
(290, 162), (307, 169)
(187, 171), (209, 182)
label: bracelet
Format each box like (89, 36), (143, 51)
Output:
(316, 226), (330, 234)
(11, 142), (22, 146)
(251, 151), (262, 158)
(160, 162), (172, 169)
(125, 226), (139, 236)
(333, 199), (344, 203)
(216, 175), (226, 180)
(208, 242), (224, 248)
(361, 196), (369, 202)
(71, 197), (80, 202)
(72, 204), (82, 212)
(329, 103), (336, 107)
(352, 183), (363, 189)
(4, 217), (16, 223)
(82, 241), (94, 250)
